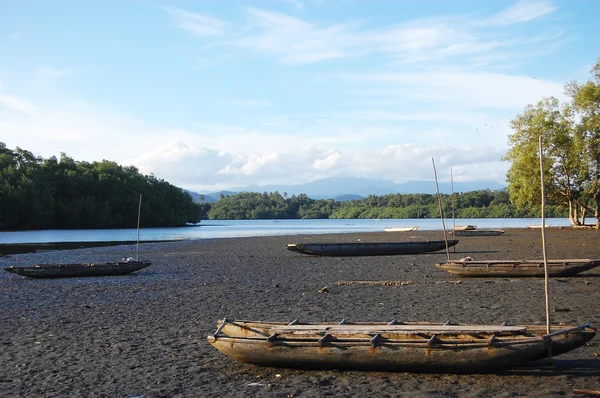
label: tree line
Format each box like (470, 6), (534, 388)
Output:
(0, 143), (201, 230)
(198, 189), (565, 220)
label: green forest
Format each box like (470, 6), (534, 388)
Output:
(0, 143), (201, 230)
(201, 190), (565, 220)
(1, 143), (567, 230)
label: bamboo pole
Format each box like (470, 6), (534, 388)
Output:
(539, 136), (551, 336)
(432, 158), (450, 261)
(136, 193), (142, 261)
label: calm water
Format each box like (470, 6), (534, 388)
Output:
(0, 218), (572, 244)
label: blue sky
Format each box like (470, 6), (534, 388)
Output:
(1, 0), (599, 192)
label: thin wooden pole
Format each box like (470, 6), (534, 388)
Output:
(432, 158), (450, 261)
(539, 136), (551, 335)
(136, 193), (142, 261)
(451, 168), (456, 234)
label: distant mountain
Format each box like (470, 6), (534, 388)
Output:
(192, 177), (506, 202)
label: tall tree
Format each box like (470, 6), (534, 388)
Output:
(505, 59), (600, 228)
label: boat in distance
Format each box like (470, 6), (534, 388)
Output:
(453, 225), (477, 231)
(208, 319), (595, 373)
(3, 260), (151, 278)
(451, 229), (504, 236)
(384, 226), (419, 232)
(286, 240), (458, 256)
(435, 259), (600, 277)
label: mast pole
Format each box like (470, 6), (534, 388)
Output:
(136, 193), (142, 261)
(432, 158), (450, 261)
(539, 135), (551, 335)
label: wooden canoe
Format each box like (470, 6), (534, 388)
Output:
(451, 229), (504, 236)
(208, 319), (595, 373)
(286, 240), (458, 256)
(384, 226), (419, 232)
(454, 225), (477, 231)
(3, 260), (151, 278)
(435, 259), (600, 277)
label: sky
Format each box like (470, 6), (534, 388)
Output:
(1, 0), (599, 193)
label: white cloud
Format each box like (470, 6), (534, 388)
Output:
(172, 2), (560, 67)
(225, 99), (271, 108)
(10, 31), (22, 40)
(483, 1), (557, 26)
(0, 93), (37, 115)
(37, 66), (79, 78)
(163, 6), (227, 36)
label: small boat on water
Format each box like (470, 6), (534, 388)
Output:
(451, 229), (504, 236)
(3, 260), (151, 278)
(435, 258), (600, 277)
(286, 240), (458, 256)
(208, 319), (595, 373)
(384, 226), (419, 232)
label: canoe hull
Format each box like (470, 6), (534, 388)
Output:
(451, 229), (504, 236)
(208, 320), (595, 373)
(287, 240), (458, 256)
(3, 261), (151, 278)
(436, 259), (600, 277)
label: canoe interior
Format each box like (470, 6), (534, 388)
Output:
(208, 319), (595, 373)
(286, 240), (458, 256)
(436, 259), (600, 277)
(3, 260), (151, 278)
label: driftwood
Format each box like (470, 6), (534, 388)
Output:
(337, 280), (412, 286)
(573, 389), (600, 396)
(337, 280), (461, 286)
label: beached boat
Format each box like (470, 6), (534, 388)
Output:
(527, 224), (551, 229)
(454, 225), (477, 231)
(384, 226), (419, 232)
(451, 229), (504, 236)
(208, 319), (595, 373)
(435, 258), (600, 277)
(286, 240), (457, 256)
(3, 260), (151, 278)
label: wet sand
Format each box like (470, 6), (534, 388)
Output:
(1, 228), (599, 397)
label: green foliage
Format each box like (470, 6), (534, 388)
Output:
(505, 58), (600, 227)
(0, 143), (201, 230)
(203, 189), (565, 220)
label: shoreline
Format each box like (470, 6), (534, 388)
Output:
(1, 228), (600, 397)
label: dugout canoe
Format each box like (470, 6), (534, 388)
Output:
(451, 229), (504, 236)
(435, 259), (600, 277)
(208, 319), (595, 373)
(3, 260), (151, 278)
(286, 240), (458, 256)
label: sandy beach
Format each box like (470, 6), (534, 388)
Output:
(1, 228), (599, 397)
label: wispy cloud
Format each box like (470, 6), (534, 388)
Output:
(37, 66), (79, 78)
(172, 2), (560, 66)
(225, 99), (271, 108)
(9, 31), (22, 40)
(163, 6), (227, 36)
(277, 0), (305, 11)
(483, 1), (557, 26)
(0, 93), (37, 115)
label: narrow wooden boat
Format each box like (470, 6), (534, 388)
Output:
(435, 259), (600, 277)
(451, 229), (504, 236)
(384, 226), (419, 232)
(3, 260), (151, 278)
(208, 319), (595, 373)
(454, 225), (477, 231)
(286, 240), (458, 256)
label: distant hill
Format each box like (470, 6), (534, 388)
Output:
(191, 177), (506, 202)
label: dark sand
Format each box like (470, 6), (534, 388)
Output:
(1, 228), (600, 397)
